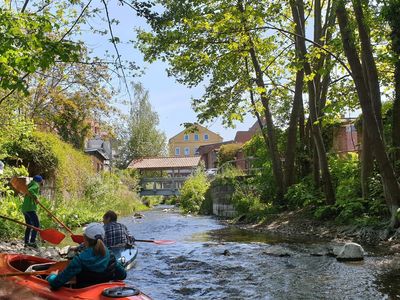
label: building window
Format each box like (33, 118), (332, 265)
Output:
(204, 134), (209, 141)
(175, 147), (180, 156)
(194, 134), (199, 141)
(184, 147), (190, 156)
(184, 134), (189, 141)
(194, 147), (199, 155)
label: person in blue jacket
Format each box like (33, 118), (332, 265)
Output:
(47, 223), (127, 289)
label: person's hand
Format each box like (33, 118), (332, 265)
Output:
(46, 273), (57, 282)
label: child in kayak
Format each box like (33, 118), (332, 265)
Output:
(47, 223), (126, 289)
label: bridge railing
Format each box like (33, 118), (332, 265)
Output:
(139, 177), (187, 196)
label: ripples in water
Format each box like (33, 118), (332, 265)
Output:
(123, 206), (395, 300)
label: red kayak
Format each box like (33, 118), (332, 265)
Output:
(0, 253), (152, 300)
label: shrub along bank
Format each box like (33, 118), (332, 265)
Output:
(0, 130), (146, 240)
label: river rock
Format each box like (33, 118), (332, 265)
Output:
(134, 213), (144, 219)
(58, 246), (70, 256)
(336, 242), (364, 261)
(263, 246), (293, 257)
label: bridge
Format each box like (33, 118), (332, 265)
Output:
(128, 156), (201, 197)
(139, 177), (187, 196)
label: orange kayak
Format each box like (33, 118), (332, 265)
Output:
(0, 253), (152, 300)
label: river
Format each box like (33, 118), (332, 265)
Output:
(122, 206), (400, 300)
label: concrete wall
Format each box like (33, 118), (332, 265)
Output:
(209, 182), (236, 218)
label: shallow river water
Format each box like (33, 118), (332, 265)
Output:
(122, 206), (400, 300)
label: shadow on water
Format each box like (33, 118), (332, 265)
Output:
(122, 206), (399, 300)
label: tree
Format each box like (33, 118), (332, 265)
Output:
(116, 83), (166, 168)
(0, 5), (81, 104)
(336, 0), (400, 228)
(382, 0), (400, 172)
(138, 0), (296, 201)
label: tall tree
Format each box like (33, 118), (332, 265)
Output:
(290, 0), (336, 204)
(137, 0), (296, 200)
(382, 0), (400, 173)
(116, 83), (166, 168)
(336, 0), (400, 228)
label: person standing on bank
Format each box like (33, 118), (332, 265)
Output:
(21, 175), (43, 248)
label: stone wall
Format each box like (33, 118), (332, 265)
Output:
(209, 182), (236, 217)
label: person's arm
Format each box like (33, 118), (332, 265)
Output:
(27, 184), (39, 201)
(113, 261), (127, 280)
(123, 225), (134, 244)
(47, 256), (82, 289)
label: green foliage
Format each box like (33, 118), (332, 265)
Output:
(3, 131), (58, 178)
(329, 154), (361, 203)
(0, 171), (146, 238)
(218, 143), (242, 166)
(285, 176), (322, 208)
(232, 182), (275, 222)
(35, 131), (94, 198)
(214, 166), (245, 185)
(141, 196), (164, 207)
(116, 83), (166, 168)
(180, 169), (210, 214)
(0, 8), (80, 95)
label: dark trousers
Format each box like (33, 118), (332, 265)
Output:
(23, 211), (40, 244)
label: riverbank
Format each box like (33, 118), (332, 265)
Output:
(0, 240), (64, 260)
(230, 208), (400, 255)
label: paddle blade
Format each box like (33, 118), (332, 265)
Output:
(71, 234), (84, 244)
(10, 177), (28, 195)
(40, 229), (65, 245)
(153, 240), (175, 245)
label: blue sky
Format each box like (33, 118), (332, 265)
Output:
(79, 1), (255, 141)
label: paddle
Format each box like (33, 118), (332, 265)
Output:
(134, 239), (175, 245)
(0, 261), (68, 277)
(34, 200), (84, 244)
(0, 215), (65, 245)
(10, 177), (84, 244)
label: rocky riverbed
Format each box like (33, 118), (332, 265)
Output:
(232, 208), (400, 256)
(0, 240), (67, 260)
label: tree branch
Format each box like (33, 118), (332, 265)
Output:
(102, 0), (132, 101)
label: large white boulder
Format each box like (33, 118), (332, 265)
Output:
(336, 242), (365, 261)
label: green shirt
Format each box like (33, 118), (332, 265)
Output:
(21, 181), (40, 213)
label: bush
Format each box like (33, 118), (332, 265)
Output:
(285, 176), (322, 208)
(218, 143), (242, 166)
(214, 166), (245, 185)
(232, 182), (275, 222)
(180, 169), (210, 214)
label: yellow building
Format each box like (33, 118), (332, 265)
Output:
(169, 124), (223, 156)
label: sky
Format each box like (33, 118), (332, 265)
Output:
(79, 1), (256, 141)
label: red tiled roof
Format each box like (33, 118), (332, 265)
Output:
(234, 131), (255, 144)
(128, 156), (201, 170)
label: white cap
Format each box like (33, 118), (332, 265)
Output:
(84, 223), (105, 240)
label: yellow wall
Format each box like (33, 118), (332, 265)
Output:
(168, 125), (223, 156)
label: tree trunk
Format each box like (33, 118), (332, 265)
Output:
(284, 69), (304, 187)
(237, 0), (286, 201)
(394, 58), (400, 169)
(361, 122), (374, 198)
(248, 46), (286, 201)
(336, 0), (400, 227)
(291, 0), (336, 204)
(388, 1), (400, 171)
